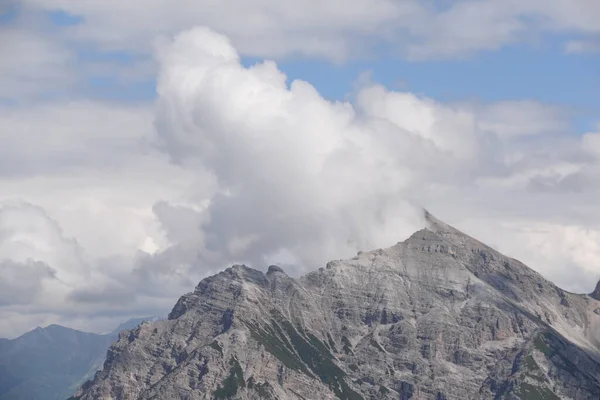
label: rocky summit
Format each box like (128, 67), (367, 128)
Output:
(71, 212), (600, 400)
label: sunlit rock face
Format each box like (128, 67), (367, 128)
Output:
(73, 212), (600, 400)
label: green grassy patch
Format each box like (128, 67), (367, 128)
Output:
(245, 310), (363, 400)
(379, 385), (390, 395)
(342, 336), (354, 355)
(246, 321), (309, 375)
(255, 382), (273, 398)
(327, 333), (338, 352)
(522, 355), (548, 384)
(214, 357), (245, 399)
(289, 388), (308, 399)
(209, 340), (224, 356)
(524, 355), (540, 372)
(276, 318), (363, 400)
(370, 338), (385, 353)
(533, 334), (552, 356)
(517, 382), (560, 400)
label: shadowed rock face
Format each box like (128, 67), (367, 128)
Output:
(72, 212), (600, 400)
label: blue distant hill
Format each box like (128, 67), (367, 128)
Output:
(0, 317), (161, 400)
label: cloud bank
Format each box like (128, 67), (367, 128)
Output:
(19, 0), (600, 60)
(0, 26), (599, 337)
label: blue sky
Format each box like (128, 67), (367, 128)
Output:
(1, 0), (600, 337)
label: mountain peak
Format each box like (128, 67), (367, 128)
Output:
(423, 209), (475, 240)
(267, 264), (285, 275)
(72, 212), (600, 400)
(423, 208), (449, 230)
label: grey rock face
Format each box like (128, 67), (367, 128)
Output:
(72, 212), (600, 399)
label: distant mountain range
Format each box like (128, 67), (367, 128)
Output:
(0, 317), (161, 400)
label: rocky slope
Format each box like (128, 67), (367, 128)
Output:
(0, 318), (158, 400)
(72, 212), (600, 399)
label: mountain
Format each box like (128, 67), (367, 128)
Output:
(71, 212), (600, 399)
(0, 317), (158, 400)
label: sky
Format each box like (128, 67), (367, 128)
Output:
(0, 0), (599, 338)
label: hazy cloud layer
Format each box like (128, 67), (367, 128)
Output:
(566, 40), (600, 54)
(0, 27), (75, 100)
(0, 260), (56, 306)
(0, 25), (599, 337)
(17, 0), (600, 60)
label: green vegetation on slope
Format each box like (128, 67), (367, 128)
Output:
(370, 338), (385, 353)
(209, 340), (224, 356)
(245, 311), (363, 400)
(533, 333), (553, 356)
(341, 336), (354, 355)
(246, 321), (310, 374)
(517, 382), (560, 400)
(214, 357), (245, 399)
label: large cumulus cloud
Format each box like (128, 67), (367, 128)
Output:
(152, 29), (499, 269)
(150, 27), (596, 282)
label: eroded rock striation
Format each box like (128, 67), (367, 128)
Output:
(72, 212), (600, 399)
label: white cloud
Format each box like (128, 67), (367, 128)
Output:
(0, 100), (206, 337)
(404, 0), (600, 59)
(0, 26), (599, 338)
(0, 202), (84, 278)
(582, 129), (600, 159)
(477, 101), (569, 137)
(0, 195), (199, 337)
(23, 0), (406, 60)
(0, 98), (217, 260)
(0, 28), (75, 100)
(20, 0), (600, 60)
(0, 202), (85, 311)
(0, 260), (56, 306)
(565, 40), (600, 54)
(155, 27), (453, 268)
(0, 101), (152, 176)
